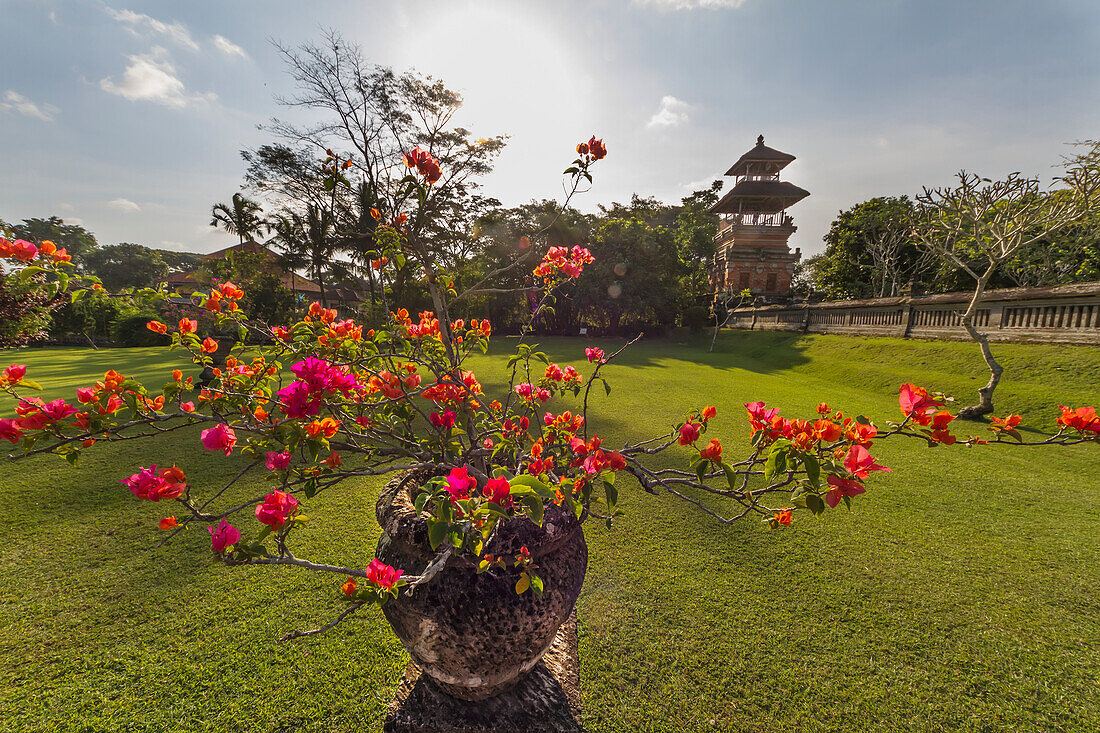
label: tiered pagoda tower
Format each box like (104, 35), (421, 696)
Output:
(708, 135), (809, 298)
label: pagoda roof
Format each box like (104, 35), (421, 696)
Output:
(725, 135), (796, 176)
(708, 179), (810, 214)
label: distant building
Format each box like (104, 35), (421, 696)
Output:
(708, 136), (809, 299)
(162, 240), (363, 308)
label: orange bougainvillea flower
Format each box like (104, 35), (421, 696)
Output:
(817, 403), (830, 416)
(341, 577), (357, 596)
(159, 516), (180, 530)
(370, 207), (381, 220)
(146, 321), (167, 334)
(325, 450), (342, 468)
(179, 318), (197, 334)
(776, 509), (792, 526)
(1056, 405), (1100, 433)
(172, 369), (183, 382)
(306, 417), (341, 439)
(699, 438), (722, 462)
(201, 337), (218, 354)
(702, 406), (717, 420)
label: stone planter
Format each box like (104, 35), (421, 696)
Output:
(375, 472), (588, 701)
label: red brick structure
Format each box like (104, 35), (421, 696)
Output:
(708, 136), (808, 299)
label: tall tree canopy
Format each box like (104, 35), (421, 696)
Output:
(4, 216), (98, 263)
(82, 243), (169, 291)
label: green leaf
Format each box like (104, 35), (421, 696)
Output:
(805, 493), (825, 516)
(65, 450), (81, 466)
(528, 573), (544, 596)
(18, 379), (43, 391)
(520, 495), (544, 527)
(803, 454), (821, 488)
(721, 462), (739, 489)
(694, 458), (707, 483)
(603, 379), (611, 396)
(764, 445), (789, 481)
(515, 573), (530, 594)
(303, 478), (319, 499)
(427, 520), (449, 551)
(71, 288), (87, 303)
(603, 480), (618, 514)
(855, 415), (871, 426)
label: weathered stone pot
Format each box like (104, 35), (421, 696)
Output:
(375, 472), (588, 701)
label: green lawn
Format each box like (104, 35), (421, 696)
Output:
(1, 332), (1098, 732)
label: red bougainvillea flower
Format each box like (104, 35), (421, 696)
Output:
(121, 464), (188, 501)
(585, 347), (605, 363)
(843, 444), (892, 479)
(181, 401), (196, 413)
(159, 516), (179, 530)
(678, 422), (702, 446)
(341, 577), (357, 596)
(146, 321), (168, 335)
(930, 411), (955, 430)
(200, 337), (219, 354)
(207, 518), (240, 553)
(776, 509), (792, 526)
(699, 438), (722, 462)
(1056, 405), (1100, 433)
(179, 318), (197, 334)
(444, 465), (477, 504)
(701, 405), (717, 420)
(255, 489), (299, 528)
(817, 403), (830, 416)
(587, 136), (607, 160)
(265, 451), (292, 471)
(430, 410), (456, 430)
(483, 476), (513, 508)
(0, 418), (23, 444)
(989, 414), (1023, 441)
(365, 558), (404, 589)
(825, 475), (865, 508)
(3, 364), (27, 384)
(200, 423), (237, 455)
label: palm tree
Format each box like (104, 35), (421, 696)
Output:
(271, 205), (337, 307)
(211, 193), (266, 244)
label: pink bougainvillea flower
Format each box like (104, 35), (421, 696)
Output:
(200, 423), (237, 455)
(514, 382), (534, 399)
(0, 418), (24, 444)
(180, 401), (196, 413)
(265, 451), (292, 471)
(11, 239), (38, 261)
(444, 465), (476, 504)
(76, 387), (97, 404)
(255, 489), (299, 528)
(842, 444), (892, 479)
(207, 518), (240, 553)
(745, 401), (779, 423)
(898, 383), (943, 420)
(585, 347), (605, 363)
(678, 422), (701, 446)
(365, 558), (403, 589)
(483, 476), (513, 508)
(825, 475), (865, 508)
(121, 464), (187, 501)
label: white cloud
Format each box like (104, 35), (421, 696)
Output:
(159, 240), (188, 251)
(64, 217), (85, 227)
(1, 90), (58, 122)
(99, 49), (216, 108)
(104, 7), (199, 51)
(212, 35), (248, 60)
(647, 95), (693, 128)
(108, 198), (141, 213)
(55, 202), (75, 212)
(635, 0), (749, 9)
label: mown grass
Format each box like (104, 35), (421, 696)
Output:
(0, 332), (1097, 732)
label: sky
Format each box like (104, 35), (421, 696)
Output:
(2, 0), (1099, 257)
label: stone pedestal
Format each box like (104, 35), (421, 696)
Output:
(384, 611), (582, 732)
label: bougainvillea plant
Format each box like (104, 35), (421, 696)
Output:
(1, 139), (1097, 638)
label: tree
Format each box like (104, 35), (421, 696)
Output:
(673, 179), (726, 319)
(249, 32), (506, 272)
(211, 193), (267, 244)
(913, 163), (1098, 419)
(809, 197), (932, 299)
(7, 216), (98, 264)
(82, 243), (169, 292)
(270, 205), (339, 308)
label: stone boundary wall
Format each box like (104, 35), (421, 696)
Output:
(725, 281), (1100, 345)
